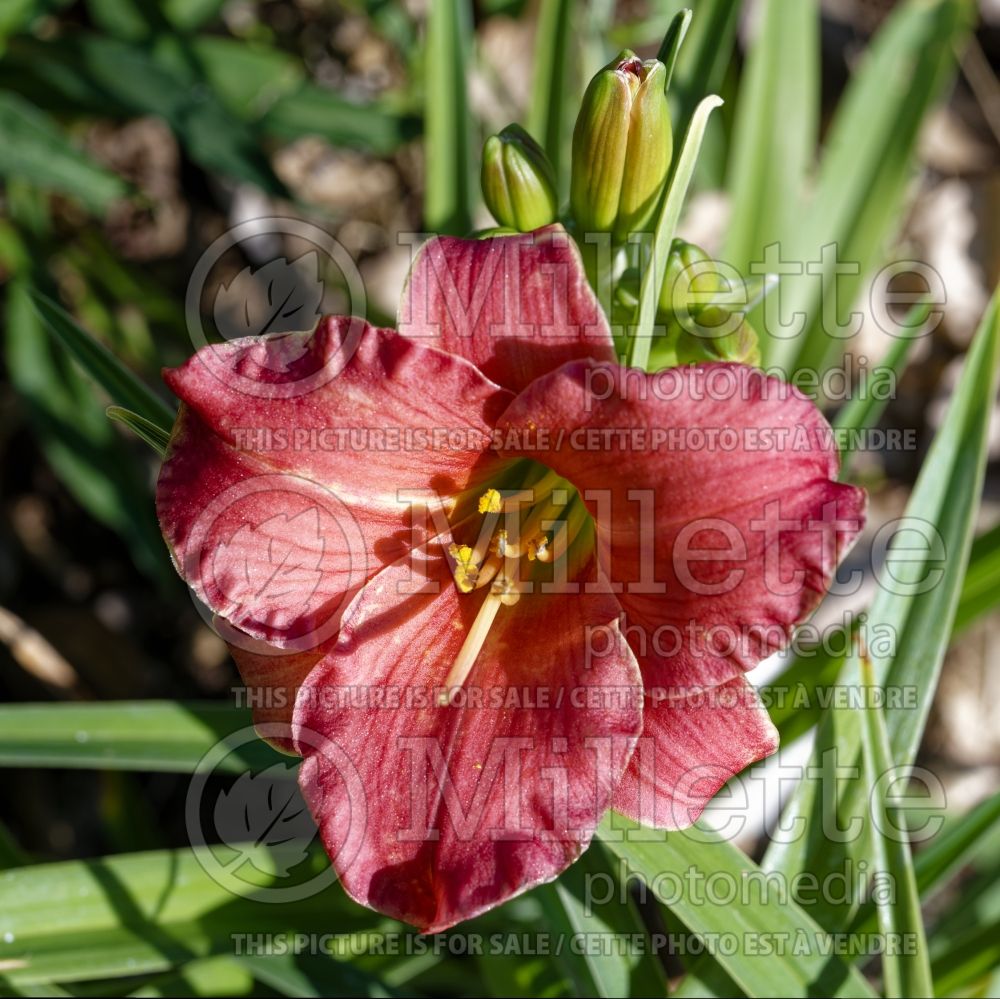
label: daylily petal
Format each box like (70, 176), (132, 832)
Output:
(156, 319), (511, 648)
(223, 623), (329, 754)
(293, 545), (643, 932)
(613, 675), (778, 829)
(496, 361), (866, 691)
(398, 225), (617, 394)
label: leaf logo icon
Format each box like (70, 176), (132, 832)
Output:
(214, 506), (326, 613)
(213, 250), (324, 351)
(213, 763), (317, 877)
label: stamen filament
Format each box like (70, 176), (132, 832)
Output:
(506, 486), (571, 558)
(550, 496), (590, 561)
(438, 593), (503, 706)
(473, 553), (503, 589)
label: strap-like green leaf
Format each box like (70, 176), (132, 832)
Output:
(424, 0), (474, 235)
(107, 406), (170, 456)
(629, 94), (723, 369)
(536, 839), (668, 998)
(723, 0), (818, 276)
(29, 288), (175, 435)
(527, 0), (575, 192)
(764, 285), (1000, 928)
(599, 814), (877, 999)
(0, 702), (282, 773)
(858, 654), (933, 998)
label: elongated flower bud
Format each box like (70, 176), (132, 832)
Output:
(481, 124), (558, 233)
(570, 51), (672, 242)
(658, 239), (726, 318)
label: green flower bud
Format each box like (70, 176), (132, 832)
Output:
(658, 239), (727, 318)
(675, 308), (762, 367)
(481, 124), (558, 233)
(570, 51), (672, 243)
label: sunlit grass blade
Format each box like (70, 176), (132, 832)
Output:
(629, 94), (723, 370)
(424, 0), (474, 235)
(535, 840), (668, 998)
(0, 846), (376, 987)
(599, 814), (876, 998)
(668, 0), (740, 142)
(850, 791), (1000, 938)
(0, 702), (283, 773)
(527, 0), (574, 192)
(238, 952), (399, 998)
(858, 653), (933, 998)
(30, 288), (175, 434)
(0, 92), (127, 212)
(723, 0), (818, 276)
(780, 0), (973, 371)
(833, 301), (930, 479)
(871, 286), (1000, 764)
(763, 285), (1000, 933)
(757, 623), (853, 747)
(655, 8), (692, 92)
(129, 956), (254, 998)
(106, 406), (170, 456)
(953, 521), (1000, 633)
(767, 0), (971, 375)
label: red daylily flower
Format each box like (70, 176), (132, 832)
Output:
(156, 225), (865, 932)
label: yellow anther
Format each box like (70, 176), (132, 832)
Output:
(478, 488), (502, 514)
(491, 529), (509, 557)
(448, 543), (479, 593)
(527, 535), (549, 562)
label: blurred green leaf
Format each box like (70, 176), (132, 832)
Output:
(858, 654), (932, 998)
(766, 0), (971, 375)
(1, 34), (286, 195)
(953, 521), (1000, 632)
(600, 814), (877, 998)
(261, 82), (419, 156)
(6, 279), (169, 585)
(29, 289), (175, 434)
(162, 0), (224, 31)
(834, 302), (930, 479)
(528, 0), (575, 193)
(424, 0), (474, 234)
(85, 0), (152, 41)
(0, 91), (127, 212)
(183, 36), (304, 120)
(0, 702), (284, 773)
(723, 0), (818, 275)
